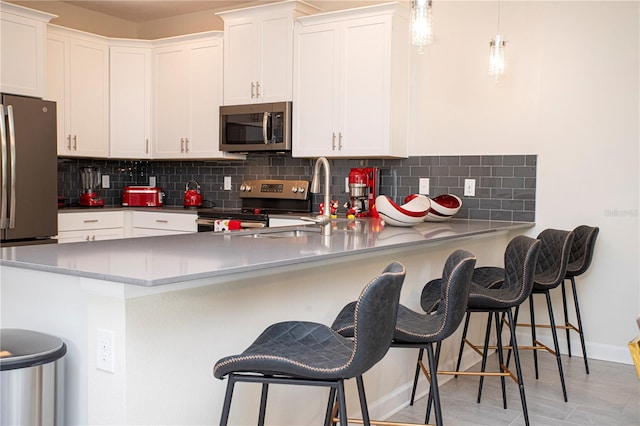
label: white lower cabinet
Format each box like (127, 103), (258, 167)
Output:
(293, 3), (409, 158)
(130, 211), (197, 237)
(57, 211), (124, 243)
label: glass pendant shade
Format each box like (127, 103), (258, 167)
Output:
(489, 35), (506, 79)
(411, 0), (433, 54)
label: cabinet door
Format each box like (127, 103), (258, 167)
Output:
(68, 38), (109, 157)
(187, 40), (222, 157)
(153, 45), (189, 158)
(259, 14), (293, 103)
(110, 46), (151, 158)
(339, 16), (389, 156)
(223, 18), (257, 105)
(292, 23), (339, 158)
(0, 9), (48, 98)
(46, 33), (71, 155)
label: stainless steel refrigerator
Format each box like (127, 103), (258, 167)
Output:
(1, 94), (57, 246)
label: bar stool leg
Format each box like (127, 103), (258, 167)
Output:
(477, 313), (494, 403)
(545, 290), (568, 402)
(507, 309), (530, 426)
(356, 376), (371, 426)
(324, 387), (336, 426)
(561, 280), (572, 357)
(336, 381), (348, 426)
(425, 342), (443, 426)
(257, 383), (269, 426)
(454, 313), (471, 378)
(219, 374), (237, 426)
(410, 348), (424, 405)
(529, 295), (540, 380)
(494, 312), (508, 409)
(570, 276), (590, 374)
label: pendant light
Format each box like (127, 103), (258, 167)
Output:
(488, 1), (506, 79)
(411, 0), (433, 54)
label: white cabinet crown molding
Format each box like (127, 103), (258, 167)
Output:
(0, 1), (57, 22)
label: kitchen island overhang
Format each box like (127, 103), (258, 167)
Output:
(1, 219), (532, 425)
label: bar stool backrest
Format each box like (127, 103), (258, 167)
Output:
(567, 225), (599, 277)
(533, 229), (574, 288)
(502, 235), (542, 306)
(342, 261), (406, 379)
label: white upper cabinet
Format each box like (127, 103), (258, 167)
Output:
(47, 26), (109, 158)
(218, 0), (319, 106)
(110, 43), (152, 159)
(293, 3), (409, 158)
(0, 2), (55, 98)
(152, 33), (244, 159)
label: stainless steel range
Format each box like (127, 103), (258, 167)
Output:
(196, 179), (311, 232)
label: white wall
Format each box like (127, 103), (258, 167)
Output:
(409, 1), (639, 362)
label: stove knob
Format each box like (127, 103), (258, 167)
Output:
(245, 185), (252, 192)
(292, 187), (298, 193)
(240, 184), (246, 191)
(298, 186), (306, 194)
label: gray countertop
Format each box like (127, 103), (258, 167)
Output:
(1, 219), (533, 287)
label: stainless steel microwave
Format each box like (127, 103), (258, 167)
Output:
(219, 102), (292, 152)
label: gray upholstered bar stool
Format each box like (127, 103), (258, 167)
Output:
(332, 249), (477, 426)
(213, 262), (405, 426)
(512, 228), (574, 402)
(412, 236), (541, 426)
(562, 225), (599, 374)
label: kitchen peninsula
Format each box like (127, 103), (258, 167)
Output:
(1, 219), (532, 425)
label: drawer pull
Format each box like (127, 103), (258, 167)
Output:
(83, 219), (99, 223)
(155, 219), (169, 223)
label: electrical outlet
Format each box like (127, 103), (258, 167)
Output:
(149, 176), (156, 187)
(223, 176), (232, 191)
(96, 328), (115, 373)
(464, 179), (476, 197)
(101, 175), (110, 188)
(345, 177), (350, 193)
(419, 178), (430, 195)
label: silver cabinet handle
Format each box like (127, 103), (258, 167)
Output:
(338, 132), (343, 150)
(180, 138), (185, 153)
(332, 132), (336, 150)
(146, 138), (149, 154)
(185, 138), (189, 153)
(67, 134), (71, 150)
(83, 219), (99, 223)
(86, 235), (90, 241)
(6, 105), (16, 229)
(251, 82), (255, 99)
(155, 219), (168, 223)
(0, 104), (7, 230)
(256, 81), (261, 98)
(73, 135), (77, 151)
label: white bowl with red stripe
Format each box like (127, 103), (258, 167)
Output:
(424, 194), (462, 222)
(375, 194), (430, 227)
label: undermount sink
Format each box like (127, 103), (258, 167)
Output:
(240, 228), (322, 239)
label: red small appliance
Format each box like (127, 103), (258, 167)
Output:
(122, 186), (164, 207)
(79, 167), (104, 207)
(347, 167), (378, 217)
(183, 180), (202, 208)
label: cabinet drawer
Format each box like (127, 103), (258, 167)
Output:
(58, 211), (124, 231)
(57, 228), (124, 243)
(132, 211), (197, 232)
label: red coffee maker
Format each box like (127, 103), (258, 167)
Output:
(348, 167), (378, 217)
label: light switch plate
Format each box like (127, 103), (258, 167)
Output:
(419, 178), (430, 195)
(101, 175), (110, 188)
(149, 176), (156, 187)
(223, 176), (232, 191)
(464, 179), (476, 196)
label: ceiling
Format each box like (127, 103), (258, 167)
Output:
(61, 1), (275, 23)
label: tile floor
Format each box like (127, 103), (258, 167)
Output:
(387, 350), (640, 426)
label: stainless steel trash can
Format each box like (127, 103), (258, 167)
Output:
(1, 329), (66, 425)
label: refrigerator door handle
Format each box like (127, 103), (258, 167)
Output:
(6, 105), (16, 229)
(0, 104), (7, 230)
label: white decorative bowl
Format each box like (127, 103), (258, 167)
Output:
(425, 194), (462, 222)
(375, 195), (430, 227)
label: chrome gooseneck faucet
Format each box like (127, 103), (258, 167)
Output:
(309, 156), (332, 236)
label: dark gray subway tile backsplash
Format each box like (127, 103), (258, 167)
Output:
(58, 154), (536, 222)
